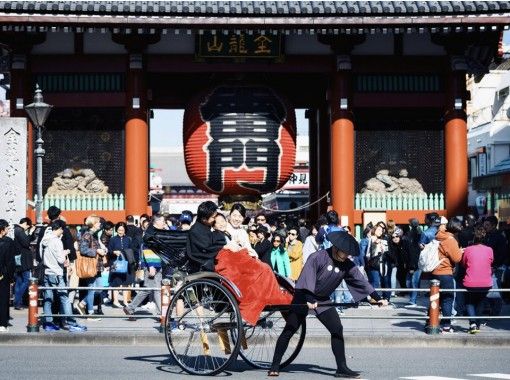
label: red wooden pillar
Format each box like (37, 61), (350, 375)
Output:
(444, 59), (468, 218)
(329, 56), (354, 230)
(125, 53), (149, 217)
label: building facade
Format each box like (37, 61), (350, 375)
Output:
(0, 1), (507, 226)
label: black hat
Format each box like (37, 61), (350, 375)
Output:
(326, 231), (360, 257)
(47, 205), (61, 221)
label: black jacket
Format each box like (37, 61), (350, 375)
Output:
(484, 230), (509, 267)
(254, 239), (272, 265)
(126, 224), (143, 254)
(0, 236), (16, 282)
(14, 225), (34, 271)
(186, 222), (226, 272)
(403, 227), (422, 271)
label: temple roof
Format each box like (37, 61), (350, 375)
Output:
(0, 1), (508, 16)
(0, 1), (508, 29)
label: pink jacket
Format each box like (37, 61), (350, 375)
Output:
(462, 244), (493, 288)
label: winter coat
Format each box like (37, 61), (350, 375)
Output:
(432, 231), (463, 276)
(287, 240), (303, 281)
(0, 236), (16, 282)
(40, 228), (66, 277)
(14, 225), (34, 271)
(270, 247), (291, 277)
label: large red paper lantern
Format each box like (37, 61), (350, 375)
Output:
(184, 85), (296, 195)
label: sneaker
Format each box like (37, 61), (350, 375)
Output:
(68, 324), (87, 332)
(468, 324), (480, 334)
(43, 322), (60, 332)
(123, 306), (136, 321)
(103, 297), (111, 305)
(94, 310), (104, 316)
(14, 305), (24, 310)
(0, 326), (9, 332)
(405, 302), (417, 308)
(74, 302), (86, 316)
(141, 301), (155, 311)
(441, 326), (455, 334)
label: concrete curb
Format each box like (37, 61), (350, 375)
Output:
(1, 333), (510, 347)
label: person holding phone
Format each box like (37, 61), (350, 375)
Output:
(40, 220), (86, 332)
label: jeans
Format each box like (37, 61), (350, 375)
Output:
(406, 270), (422, 304)
(43, 274), (76, 324)
(81, 276), (103, 313)
(14, 270), (31, 307)
(390, 267), (397, 294)
(431, 274), (455, 328)
(465, 287), (489, 326)
(127, 269), (162, 314)
(368, 270), (391, 300)
(331, 280), (354, 306)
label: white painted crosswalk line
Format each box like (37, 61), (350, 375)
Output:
(468, 375), (510, 379)
(400, 377), (468, 380)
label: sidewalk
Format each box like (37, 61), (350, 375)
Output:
(2, 295), (510, 346)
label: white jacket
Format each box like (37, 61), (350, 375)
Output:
(40, 228), (66, 276)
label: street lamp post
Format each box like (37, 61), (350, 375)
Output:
(25, 85), (52, 226)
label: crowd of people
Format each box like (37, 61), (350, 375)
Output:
(0, 203), (509, 337)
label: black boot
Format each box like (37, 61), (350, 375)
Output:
(334, 364), (361, 378)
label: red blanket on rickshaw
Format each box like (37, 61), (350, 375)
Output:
(214, 248), (292, 326)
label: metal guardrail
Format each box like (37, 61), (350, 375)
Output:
(26, 279), (510, 335)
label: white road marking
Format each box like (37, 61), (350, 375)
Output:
(468, 375), (510, 379)
(400, 377), (468, 380)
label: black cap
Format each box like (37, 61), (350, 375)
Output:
(47, 205), (61, 221)
(326, 231), (360, 257)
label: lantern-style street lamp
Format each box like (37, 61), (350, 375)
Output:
(25, 84), (53, 225)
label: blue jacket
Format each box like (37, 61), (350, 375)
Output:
(316, 224), (344, 249)
(419, 226), (438, 246)
(270, 247), (291, 277)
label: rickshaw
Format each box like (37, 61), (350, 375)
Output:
(144, 228), (306, 376)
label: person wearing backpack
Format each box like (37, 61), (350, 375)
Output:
(432, 217), (463, 334)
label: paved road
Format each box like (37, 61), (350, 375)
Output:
(1, 345), (509, 380)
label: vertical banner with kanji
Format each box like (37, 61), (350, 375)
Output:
(0, 118), (27, 228)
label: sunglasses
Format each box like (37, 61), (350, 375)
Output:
(288, 232), (297, 236)
(257, 218), (266, 222)
(273, 239), (281, 243)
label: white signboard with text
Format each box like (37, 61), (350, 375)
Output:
(0, 118), (27, 227)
